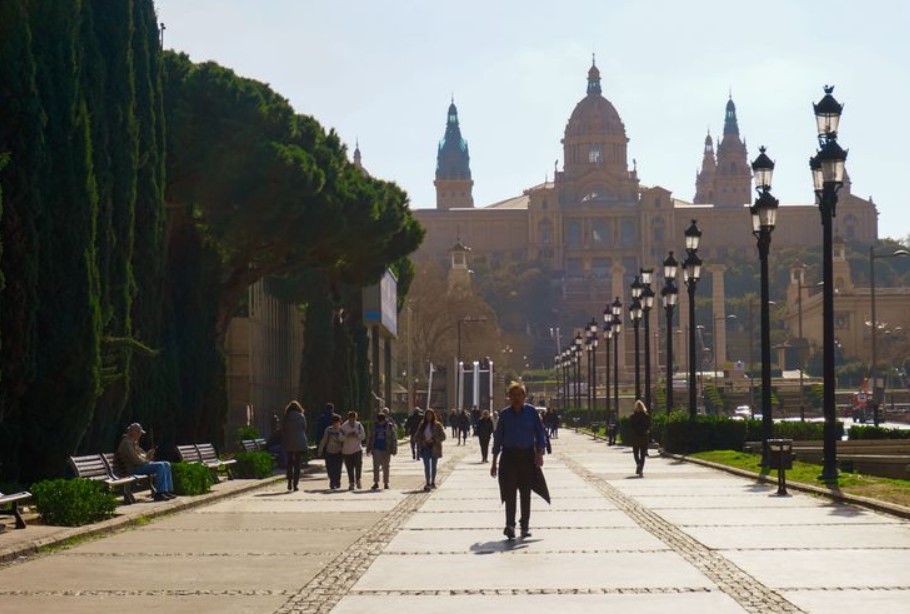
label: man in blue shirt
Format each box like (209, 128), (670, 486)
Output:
(490, 381), (548, 539)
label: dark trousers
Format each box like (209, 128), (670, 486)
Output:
(343, 451), (362, 485)
(409, 435), (419, 459)
(479, 436), (491, 462)
(499, 448), (534, 530)
(632, 445), (647, 473)
(325, 452), (343, 488)
(286, 451), (303, 489)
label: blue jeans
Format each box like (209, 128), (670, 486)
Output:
(134, 461), (174, 493)
(420, 447), (437, 485)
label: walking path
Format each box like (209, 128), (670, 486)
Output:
(1, 431), (909, 613)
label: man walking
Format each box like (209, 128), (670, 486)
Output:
(490, 382), (548, 539)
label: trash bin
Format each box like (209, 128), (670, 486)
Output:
(767, 438), (793, 495)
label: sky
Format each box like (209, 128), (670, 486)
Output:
(154, 0), (909, 240)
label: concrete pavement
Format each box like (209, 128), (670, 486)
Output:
(1, 431), (909, 613)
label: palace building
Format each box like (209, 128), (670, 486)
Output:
(412, 59), (879, 376)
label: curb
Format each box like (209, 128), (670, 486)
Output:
(666, 452), (910, 521)
(0, 467), (320, 565)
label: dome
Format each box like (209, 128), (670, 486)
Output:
(564, 59), (626, 139)
(564, 94), (626, 139)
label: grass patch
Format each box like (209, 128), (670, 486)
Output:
(690, 449), (910, 509)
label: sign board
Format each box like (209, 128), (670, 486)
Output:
(362, 269), (398, 337)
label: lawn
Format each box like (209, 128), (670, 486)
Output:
(690, 449), (910, 509)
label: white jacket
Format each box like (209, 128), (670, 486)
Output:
(339, 421), (365, 455)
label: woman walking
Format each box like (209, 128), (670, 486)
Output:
(281, 401), (308, 491)
(628, 400), (652, 476)
(340, 411), (365, 490)
(476, 409), (494, 463)
(418, 408), (446, 491)
(317, 413), (344, 489)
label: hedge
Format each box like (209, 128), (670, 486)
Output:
(171, 461), (215, 495)
(31, 479), (118, 526)
(232, 451), (274, 479)
(848, 426), (910, 440)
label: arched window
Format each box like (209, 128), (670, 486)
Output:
(592, 220), (609, 243)
(620, 218), (637, 246)
(539, 219), (552, 245)
(589, 144), (602, 164)
(566, 221), (581, 247)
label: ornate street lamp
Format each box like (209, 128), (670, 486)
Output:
(811, 86), (848, 481)
(641, 268), (655, 410)
(751, 145), (779, 465)
(662, 251), (679, 414)
(588, 318), (599, 414)
(629, 291), (643, 401)
(611, 297), (623, 422)
(603, 305), (613, 430)
(573, 332), (583, 410)
(682, 220), (703, 419)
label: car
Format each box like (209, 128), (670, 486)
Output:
(733, 405), (752, 419)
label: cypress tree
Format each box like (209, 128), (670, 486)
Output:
(20, 0), (103, 482)
(0, 0), (46, 482)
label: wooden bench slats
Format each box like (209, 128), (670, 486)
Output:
(103, 453), (155, 495)
(176, 442), (234, 481)
(69, 454), (138, 505)
(0, 490), (32, 529)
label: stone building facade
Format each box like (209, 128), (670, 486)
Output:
(413, 59), (879, 376)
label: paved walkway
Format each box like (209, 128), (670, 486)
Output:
(2, 431), (909, 613)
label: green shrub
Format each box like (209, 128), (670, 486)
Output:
(233, 451), (274, 479)
(848, 425), (910, 440)
(171, 462), (215, 495)
(236, 425), (260, 444)
(31, 479), (117, 526)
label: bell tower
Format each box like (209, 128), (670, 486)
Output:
(434, 99), (474, 210)
(713, 96), (752, 208)
(694, 131), (716, 204)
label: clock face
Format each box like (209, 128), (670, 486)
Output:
(835, 313), (848, 329)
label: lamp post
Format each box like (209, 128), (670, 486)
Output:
(573, 333), (583, 410)
(584, 326), (593, 411)
(810, 85), (848, 481)
(682, 220), (703, 419)
(588, 318), (599, 414)
(869, 247), (910, 426)
(612, 297), (623, 421)
(630, 277), (643, 401)
(751, 145), (779, 465)
(662, 252), (679, 413)
(603, 306), (613, 428)
(562, 349), (571, 411)
(641, 268), (655, 409)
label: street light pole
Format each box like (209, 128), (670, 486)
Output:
(811, 85), (848, 481)
(604, 306), (613, 428)
(641, 268), (655, 410)
(612, 297), (623, 422)
(869, 247), (910, 426)
(662, 252), (679, 414)
(751, 146), (780, 466)
(574, 332), (583, 410)
(630, 277), (643, 401)
(589, 318), (599, 415)
(584, 327), (593, 411)
(682, 220), (703, 419)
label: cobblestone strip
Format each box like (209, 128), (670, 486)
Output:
(273, 447), (470, 614)
(0, 589), (293, 597)
(350, 587), (713, 596)
(559, 453), (805, 614)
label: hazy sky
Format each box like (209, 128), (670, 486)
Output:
(155, 0), (908, 240)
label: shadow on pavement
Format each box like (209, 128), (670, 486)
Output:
(470, 539), (532, 554)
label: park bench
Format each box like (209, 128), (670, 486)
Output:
(68, 454), (138, 504)
(240, 437), (268, 452)
(176, 443), (236, 482)
(0, 490), (32, 529)
(103, 453), (156, 497)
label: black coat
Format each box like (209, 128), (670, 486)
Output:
(475, 416), (493, 440)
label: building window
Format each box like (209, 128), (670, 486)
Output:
(620, 218), (637, 245)
(592, 220), (609, 243)
(567, 258), (583, 275)
(566, 221), (581, 247)
(589, 144), (602, 164)
(539, 219), (552, 244)
(542, 199), (548, 210)
(592, 258), (610, 277)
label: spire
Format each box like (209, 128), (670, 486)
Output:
(724, 95), (740, 136)
(694, 129), (717, 204)
(353, 138), (362, 169)
(436, 99), (471, 180)
(586, 55), (601, 96)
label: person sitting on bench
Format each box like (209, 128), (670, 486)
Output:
(117, 423), (176, 501)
